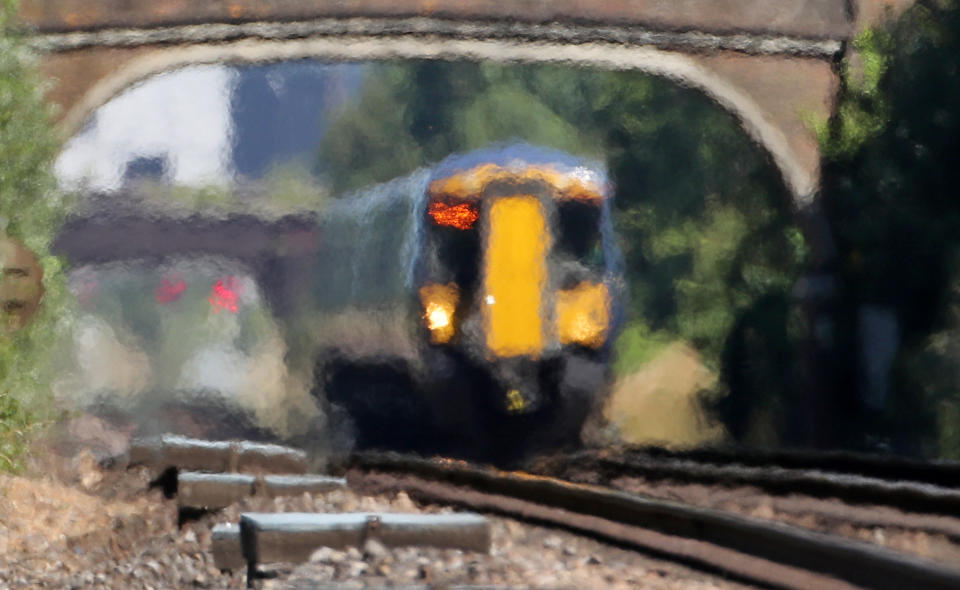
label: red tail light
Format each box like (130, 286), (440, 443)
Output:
(209, 276), (242, 313)
(428, 201), (479, 230)
(155, 276), (187, 303)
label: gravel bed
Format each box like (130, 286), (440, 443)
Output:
(1, 450), (752, 590)
(217, 487), (750, 589)
(0, 462), (245, 590)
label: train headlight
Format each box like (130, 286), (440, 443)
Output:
(556, 281), (610, 348)
(426, 303), (452, 331)
(419, 283), (459, 344)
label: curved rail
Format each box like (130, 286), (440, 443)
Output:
(345, 452), (960, 590)
(615, 446), (960, 486)
(533, 448), (960, 516)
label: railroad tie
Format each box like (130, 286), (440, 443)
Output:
(238, 512), (491, 585)
(177, 472), (347, 510)
(128, 435), (308, 475)
(211, 523), (244, 571)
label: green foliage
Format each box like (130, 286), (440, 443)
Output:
(319, 62), (600, 194)
(459, 83), (585, 154)
(672, 205), (750, 360)
(611, 322), (671, 377)
(258, 161), (332, 213)
(817, 29), (894, 160)
(318, 65), (425, 194)
(0, 4), (61, 251)
(166, 183), (234, 211)
(134, 163), (331, 218)
(0, 0), (71, 472)
(0, 389), (34, 471)
(822, 1), (960, 455)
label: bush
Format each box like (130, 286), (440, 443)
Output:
(822, 1), (960, 455)
(0, 0), (71, 472)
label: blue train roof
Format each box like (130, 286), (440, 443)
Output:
(429, 143), (612, 200)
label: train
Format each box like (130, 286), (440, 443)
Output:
(305, 144), (624, 461)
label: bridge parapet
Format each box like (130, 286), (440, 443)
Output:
(20, 0), (853, 39)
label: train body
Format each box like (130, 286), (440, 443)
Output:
(308, 144), (623, 460)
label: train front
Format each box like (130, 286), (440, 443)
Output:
(415, 145), (621, 453)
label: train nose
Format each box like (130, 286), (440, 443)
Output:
(482, 196), (549, 358)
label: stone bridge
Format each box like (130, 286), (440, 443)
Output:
(22, 0), (913, 214)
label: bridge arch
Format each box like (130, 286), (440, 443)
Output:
(56, 36), (822, 210)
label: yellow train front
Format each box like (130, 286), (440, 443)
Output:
(317, 145), (621, 461)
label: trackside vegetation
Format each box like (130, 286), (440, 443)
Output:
(821, 1), (960, 456)
(0, 0), (71, 473)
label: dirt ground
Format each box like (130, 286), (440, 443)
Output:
(604, 342), (725, 448)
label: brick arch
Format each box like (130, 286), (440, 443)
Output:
(52, 36), (826, 211)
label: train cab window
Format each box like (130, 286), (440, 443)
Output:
(428, 222), (481, 292)
(556, 200), (604, 269)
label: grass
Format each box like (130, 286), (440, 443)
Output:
(0, 390), (39, 473)
(612, 321), (672, 378)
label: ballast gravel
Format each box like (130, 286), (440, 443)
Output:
(0, 451), (750, 590)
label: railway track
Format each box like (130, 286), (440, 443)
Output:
(346, 452), (960, 590)
(529, 446), (960, 516)
(114, 436), (960, 590)
(629, 445), (960, 486)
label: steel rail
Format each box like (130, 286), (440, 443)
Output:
(347, 452), (960, 590)
(538, 453), (960, 516)
(614, 446), (960, 487)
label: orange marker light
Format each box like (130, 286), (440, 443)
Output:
(428, 201), (479, 230)
(556, 281), (610, 348)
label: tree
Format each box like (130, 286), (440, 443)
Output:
(0, 0), (71, 472)
(821, 0), (960, 455)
